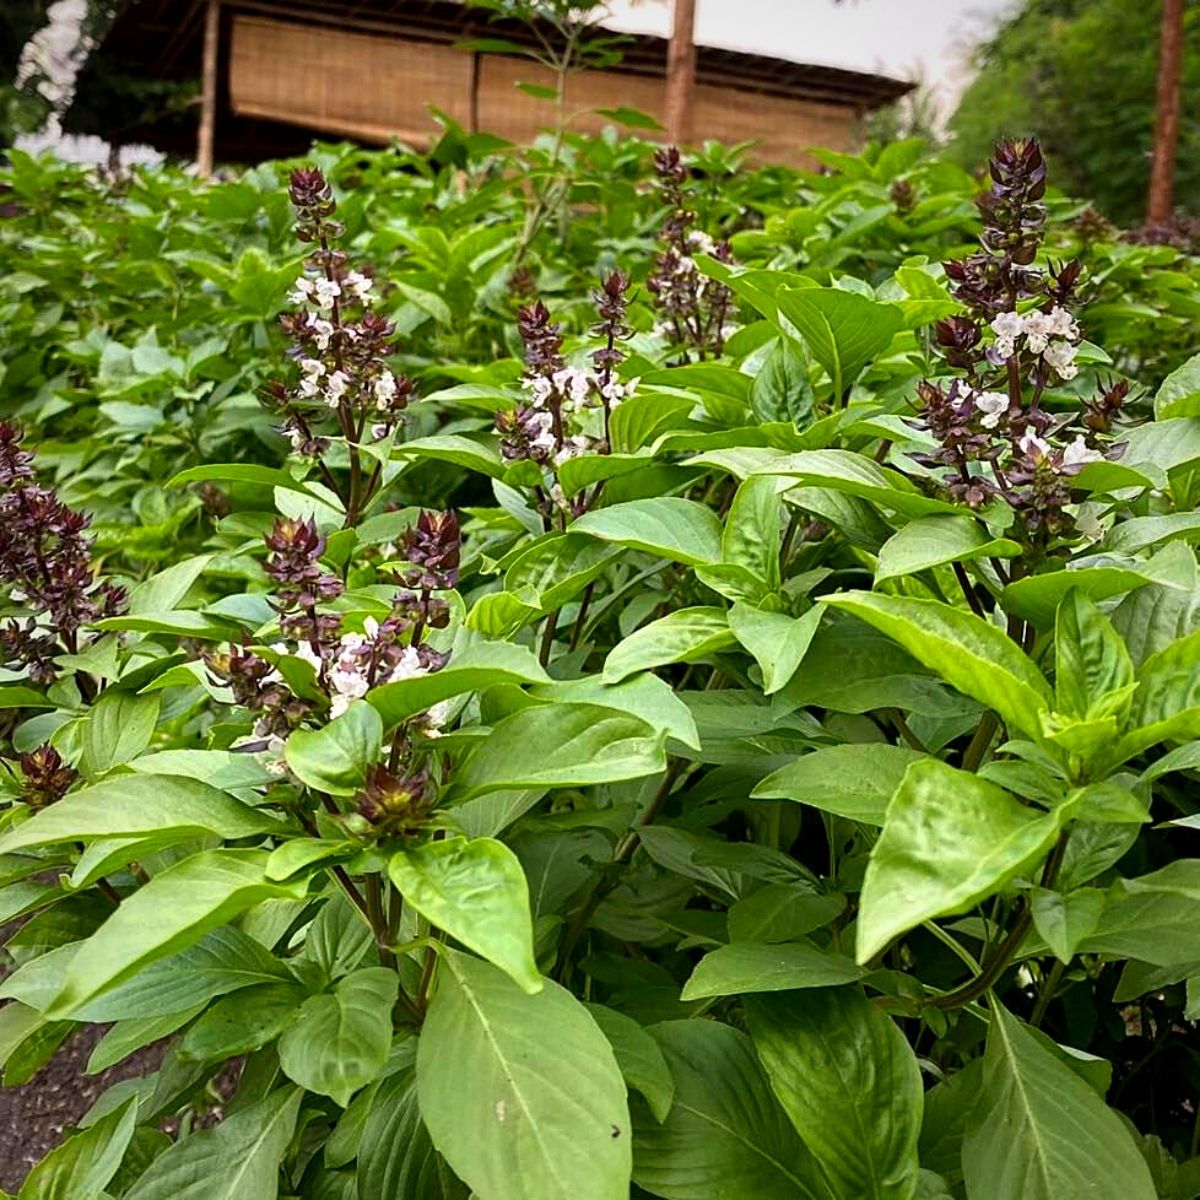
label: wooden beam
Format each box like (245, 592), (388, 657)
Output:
(158, 0), (207, 74)
(197, 0), (220, 176)
(663, 0), (697, 145)
(1147, 0), (1185, 222)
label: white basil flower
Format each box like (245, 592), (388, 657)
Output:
(974, 391), (1009, 429)
(1063, 434), (1103, 467)
(1019, 426), (1052, 458)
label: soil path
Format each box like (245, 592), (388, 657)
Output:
(0, 1027), (166, 1193)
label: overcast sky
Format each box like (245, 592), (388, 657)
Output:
(604, 0), (1020, 116)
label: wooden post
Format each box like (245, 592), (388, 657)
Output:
(1147, 0), (1184, 222)
(197, 0), (220, 177)
(469, 50), (482, 134)
(664, 0), (697, 146)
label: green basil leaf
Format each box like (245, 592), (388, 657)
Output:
(775, 286), (902, 398)
(78, 690), (160, 777)
(285, 701), (383, 795)
(746, 987), (922, 1200)
(753, 743), (927, 826)
(368, 639), (548, 729)
(961, 1002), (1154, 1200)
(721, 448), (957, 517)
(680, 941), (862, 1000)
(875, 514), (1020, 583)
(503, 533), (624, 610)
(729, 603), (822, 694)
(726, 886), (845, 944)
(393, 434), (505, 479)
(417, 950), (630, 1200)
(1004, 565), (1169, 629)
(531, 673), (700, 752)
(357, 1069), (468, 1200)
(1054, 590), (1135, 719)
(1154, 350), (1200, 420)
(632, 1019), (833, 1200)
(0, 776), (284, 856)
(278, 967), (398, 1105)
(573, 497), (722, 566)
(825, 591), (1053, 739)
(1080, 861), (1200, 964)
(17, 1096), (137, 1200)
(750, 336), (814, 425)
(123, 1086), (302, 1200)
(46, 850), (306, 1019)
(450, 702), (665, 799)
(856, 758), (1061, 963)
(603, 608), (737, 683)
(585, 1003), (675, 1124)
(179, 980), (307, 1063)
(389, 837), (540, 994)
(1030, 886), (1106, 963)
(722, 476), (784, 592)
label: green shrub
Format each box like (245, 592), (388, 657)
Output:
(0, 132), (1199, 1198)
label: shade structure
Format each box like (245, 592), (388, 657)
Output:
(65, 0), (915, 167)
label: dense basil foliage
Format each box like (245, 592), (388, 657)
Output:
(1, 128), (1200, 1200)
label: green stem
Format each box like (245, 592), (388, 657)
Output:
(538, 607), (559, 667)
(366, 873), (394, 967)
(332, 864), (373, 924)
(387, 882), (402, 945)
(922, 920), (982, 974)
(962, 711), (999, 772)
(303, 803), (375, 925)
(890, 710), (928, 753)
(952, 560), (986, 619)
(1030, 958), (1064, 1028)
(569, 582), (595, 652)
(414, 943), (438, 1016)
(925, 906), (1033, 1010)
(779, 511), (801, 571)
(925, 831), (1070, 1011)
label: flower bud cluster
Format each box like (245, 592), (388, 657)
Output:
(264, 516), (344, 656)
(322, 616), (449, 720)
(213, 511), (459, 798)
(354, 763), (435, 834)
(910, 140), (1128, 553)
(207, 643), (311, 755)
(913, 378), (1105, 535)
(270, 167), (414, 454)
(646, 146), (735, 360)
(497, 283), (637, 478)
(19, 744), (76, 808)
(937, 140), (1084, 388)
(0, 423), (126, 681)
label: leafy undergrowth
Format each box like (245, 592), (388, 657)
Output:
(0, 131), (1199, 1199)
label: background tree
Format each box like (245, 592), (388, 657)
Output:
(0, 0), (53, 150)
(949, 0), (1199, 225)
(1148, 0), (1186, 221)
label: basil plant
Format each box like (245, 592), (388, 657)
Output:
(2, 136), (1200, 1200)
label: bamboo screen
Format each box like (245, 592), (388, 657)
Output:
(479, 57), (855, 164)
(229, 15), (473, 144)
(228, 14), (858, 166)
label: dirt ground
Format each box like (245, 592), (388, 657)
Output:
(0, 1028), (167, 1193)
(0, 907), (169, 1193)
